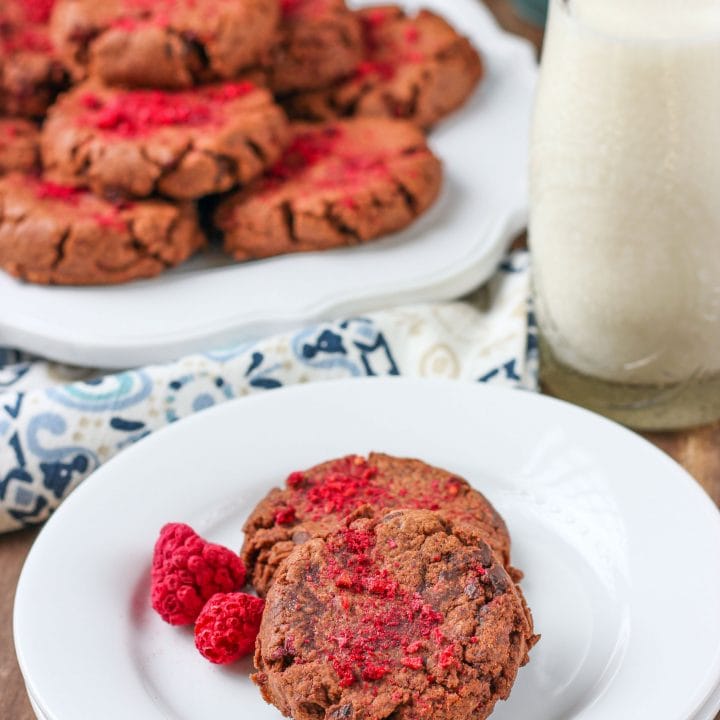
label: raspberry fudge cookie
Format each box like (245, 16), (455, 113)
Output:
(255, 509), (537, 720)
(268, 0), (362, 94)
(42, 81), (289, 200)
(215, 118), (442, 262)
(0, 0), (68, 116)
(285, 6), (484, 129)
(50, 0), (280, 89)
(0, 173), (204, 285)
(242, 453), (510, 597)
(0, 120), (40, 174)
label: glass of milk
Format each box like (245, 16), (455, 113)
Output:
(530, 0), (720, 430)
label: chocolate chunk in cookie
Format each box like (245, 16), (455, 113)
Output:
(41, 81), (290, 200)
(0, 0), (68, 117)
(242, 453), (510, 597)
(50, 0), (280, 89)
(215, 118), (442, 261)
(285, 6), (484, 129)
(268, 0), (363, 95)
(255, 509), (537, 720)
(0, 173), (204, 285)
(0, 120), (40, 174)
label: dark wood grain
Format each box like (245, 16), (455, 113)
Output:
(1, 528), (39, 720)
(644, 425), (720, 506)
(484, 0), (545, 51)
(1, 3), (719, 720)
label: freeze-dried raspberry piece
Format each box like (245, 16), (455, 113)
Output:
(195, 592), (265, 664)
(151, 523), (247, 626)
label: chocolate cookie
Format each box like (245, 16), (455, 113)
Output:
(215, 118), (442, 261)
(1, 0), (68, 117)
(0, 120), (40, 174)
(285, 6), (484, 129)
(0, 173), (204, 285)
(242, 453), (510, 597)
(41, 81), (290, 200)
(268, 0), (362, 94)
(50, 0), (280, 89)
(255, 509), (537, 720)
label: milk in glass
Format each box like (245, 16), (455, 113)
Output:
(530, 0), (720, 428)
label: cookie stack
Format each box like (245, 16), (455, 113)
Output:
(0, 0), (482, 286)
(244, 453), (538, 720)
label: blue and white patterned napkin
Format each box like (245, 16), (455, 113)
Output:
(0, 251), (537, 533)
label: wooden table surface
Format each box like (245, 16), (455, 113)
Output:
(2, 2), (719, 719)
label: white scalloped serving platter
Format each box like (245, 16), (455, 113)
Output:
(0, 0), (537, 368)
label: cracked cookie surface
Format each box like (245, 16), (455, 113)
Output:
(1, 0), (68, 117)
(50, 0), (280, 89)
(214, 118), (442, 261)
(242, 453), (511, 597)
(0, 173), (204, 285)
(0, 120), (40, 174)
(254, 509), (537, 720)
(41, 81), (290, 200)
(284, 6), (484, 130)
(268, 0), (362, 94)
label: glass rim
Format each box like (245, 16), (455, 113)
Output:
(550, 0), (720, 46)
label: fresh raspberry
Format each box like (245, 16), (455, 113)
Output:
(194, 592), (265, 664)
(151, 523), (246, 626)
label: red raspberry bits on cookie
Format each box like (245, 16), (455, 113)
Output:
(285, 6), (483, 129)
(195, 592), (265, 665)
(254, 510), (537, 720)
(0, 173), (204, 286)
(24, 0), (56, 24)
(151, 523), (247, 626)
(215, 118), (442, 262)
(268, 0), (363, 94)
(241, 453), (511, 597)
(41, 81), (289, 200)
(50, 0), (280, 89)
(0, 0), (68, 117)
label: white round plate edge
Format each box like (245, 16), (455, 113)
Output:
(15, 379), (720, 719)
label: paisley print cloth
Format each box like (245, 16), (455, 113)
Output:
(0, 252), (536, 532)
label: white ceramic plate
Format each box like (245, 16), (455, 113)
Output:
(0, 0), (537, 368)
(693, 684), (720, 720)
(14, 379), (720, 719)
